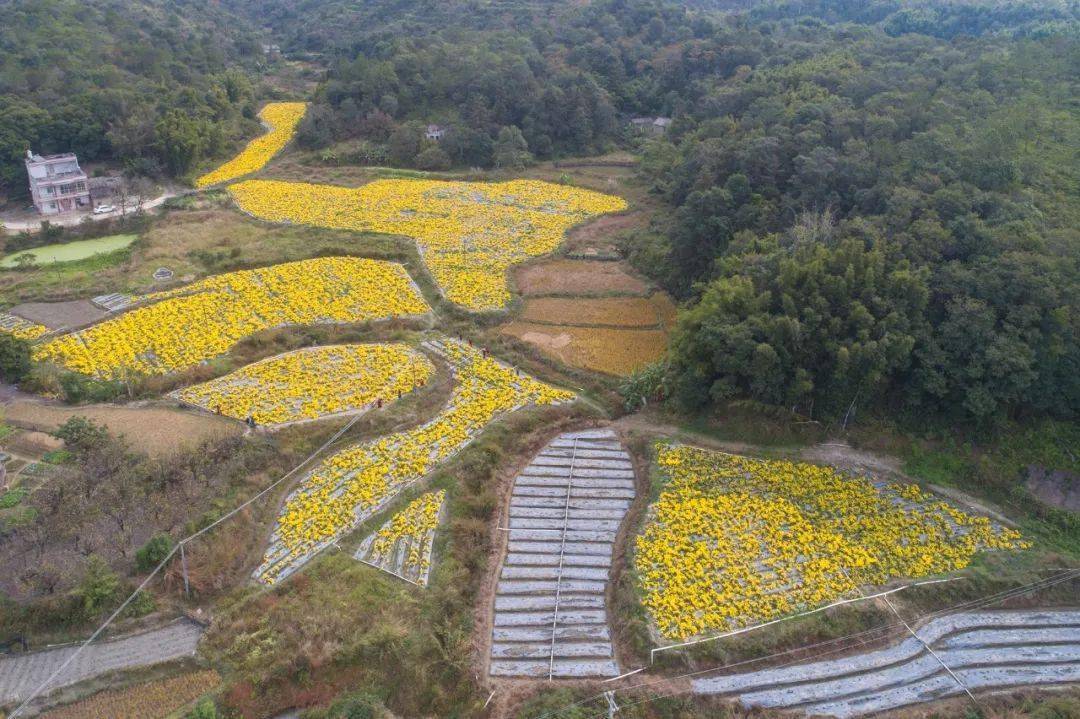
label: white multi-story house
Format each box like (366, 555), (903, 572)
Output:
(25, 150), (91, 215)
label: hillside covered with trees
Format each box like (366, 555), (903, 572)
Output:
(0, 0), (265, 200)
(623, 15), (1078, 427)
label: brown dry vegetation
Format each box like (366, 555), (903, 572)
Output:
(514, 258), (649, 296)
(39, 669), (220, 719)
(562, 211), (646, 257)
(3, 401), (241, 458)
(502, 322), (668, 376)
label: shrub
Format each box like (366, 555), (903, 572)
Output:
(187, 697), (220, 719)
(0, 334), (31, 383)
(77, 556), (120, 619)
(55, 416), (109, 455)
(58, 372), (125, 404)
(136, 533), (174, 572)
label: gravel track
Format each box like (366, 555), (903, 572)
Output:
(693, 609), (1080, 717)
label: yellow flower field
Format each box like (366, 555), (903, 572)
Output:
(635, 444), (1028, 640)
(34, 257), (428, 378)
(172, 343), (434, 426)
(194, 102), (307, 187)
(228, 178), (627, 310)
(357, 490), (445, 585)
(0, 314), (49, 341)
(256, 338), (573, 584)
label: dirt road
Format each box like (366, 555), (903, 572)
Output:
(1, 191), (181, 233)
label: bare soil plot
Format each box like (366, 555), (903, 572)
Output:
(9, 299), (106, 331)
(514, 259), (648, 296)
(520, 296), (668, 328)
(3, 401), (240, 457)
(502, 323), (668, 376)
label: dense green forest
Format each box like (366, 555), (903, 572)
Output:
(624, 18), (1079, 428)
(0, 0), (264, 200)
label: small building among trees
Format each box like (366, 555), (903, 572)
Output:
(24, 150), (90, 215)
(629, 117), (672, 136)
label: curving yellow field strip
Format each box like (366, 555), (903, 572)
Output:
(228, 178), (627, 310)
(194, 102), (307, 188)
(172, 343), (434, 426)
(34, 257), (428, 378)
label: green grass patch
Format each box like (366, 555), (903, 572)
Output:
(0, 488), (28, 509)
(903, 419), (1080, 557)
(1, 234), (138, 268)
(42, 449), (73, 464)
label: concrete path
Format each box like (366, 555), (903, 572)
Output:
(0, 618), (204, 706)
(1, 191), (181, 232)
(693, 609), (1080, 717)
(489, 428), (635, 679)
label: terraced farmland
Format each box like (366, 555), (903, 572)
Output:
(693, 609), (1080, 717)
(489, 428), (635, 679)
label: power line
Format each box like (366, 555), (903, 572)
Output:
(8, 411), (367, 719)
(528, 567), (1080, 719)
(565, 569), (1080, 719)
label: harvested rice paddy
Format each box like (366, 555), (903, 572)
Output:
(514, 259), (648, 296)
(520, 295), (675, 328)
(502, 322), (669, 376)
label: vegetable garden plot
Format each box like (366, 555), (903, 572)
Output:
(172, 343), (434, 426)
(227, 178), (627, 310)
(255, 338), (574, 585)
(33, 257), (428, 378)
(195, 102), (308, 187)
(636, 445), (1029, 640)
(355, 490), (445, 586)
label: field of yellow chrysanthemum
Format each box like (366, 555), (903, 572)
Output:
(0, 314), (49, 341)
(33, 257), (428, 378)
(172, 343), (434, 426)
(256, 338), (574, 584)
(635, 444), (1029, 640)
(227, 178), (627, 310)
(357, 489), (446, 585)
(194, 102), (307, 188)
